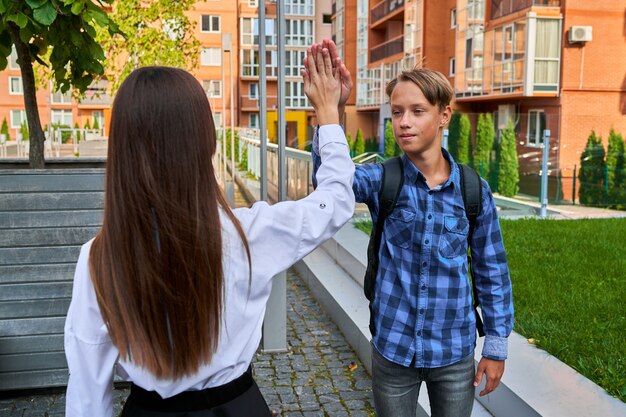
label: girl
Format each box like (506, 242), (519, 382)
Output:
(65, 47), (354, 417)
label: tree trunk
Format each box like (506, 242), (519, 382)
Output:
(8, 23), (45, 168)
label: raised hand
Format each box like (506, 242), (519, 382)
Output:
(322, 39), (352, 114)
(302, 45), (341, 126)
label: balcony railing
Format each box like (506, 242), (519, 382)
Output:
(491, 0), (560, 20)
(331, 1), (336, 16)
(370, 35), (404, 63)
(371, 0), (405, 25)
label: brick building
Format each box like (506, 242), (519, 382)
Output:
(332, 0), (626, 199)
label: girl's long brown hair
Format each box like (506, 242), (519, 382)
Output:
(90, 66), (249, 379)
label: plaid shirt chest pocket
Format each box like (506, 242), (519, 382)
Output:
(439, 215), (469, 258)
(385, 208), (416, 249)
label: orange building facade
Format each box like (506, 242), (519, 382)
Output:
(0, 0), (333, 150)
(332, 0), (626, 199)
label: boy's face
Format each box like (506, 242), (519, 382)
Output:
(390, 81), (451, 158)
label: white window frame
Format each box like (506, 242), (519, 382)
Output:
(285, 0), (314, 16)
(249, 83), (258, 100)
(50, 83), (72, 104)
(213, 112), (222, 128)
(449, 57), (455, 77)
(203, 80), (222, 98)
(241, 49), (278, 77)
(286, 19), (313, 46)
(201, 48), (222, 66)
(51, 109), (73, 127)
(248, 0), (258, 6)
(10, 110), (27, 129)
(285, 81), (308, 108)
(92, 111), (104, 130)
(249, 113), (259, 128)
(285, 49), (306, 77)
(241, 17), (277, 46)
(9, 46), (19, 69)
(201, 15), (221, 33)
(450, 9), (457, 29)
(527, 109), (546, 147)
(9, 76), (23, 95)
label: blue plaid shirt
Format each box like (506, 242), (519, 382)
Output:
(312, 137), (514, 368)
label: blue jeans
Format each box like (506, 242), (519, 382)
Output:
(371, 346), (475, 417)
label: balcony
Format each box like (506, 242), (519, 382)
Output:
(331, 1), (336, 16)
(240, 95), (278, 111)
(371, 0), (405, 26)
(491, 0), (560, 20)
(78, 81), (112, 108)
(369, 35), (403, 64)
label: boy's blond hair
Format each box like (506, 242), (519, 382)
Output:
(386, 68), (453, 112)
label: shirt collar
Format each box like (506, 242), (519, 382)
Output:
(400, 149), (461, 190)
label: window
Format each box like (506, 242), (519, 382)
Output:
(249, 113), (259, 128)
(534, 19), (560, 92)
(10, 110), (26, 129)
(285, 50), (306, 77)
(249, 83), (258, 99)
(9, 76), (23, 94)
(213, 112), (222, 128)
(51, 109), (73, 126)
(322, 14), (332, 24)
(527, 110), (546, 147)
(203, 80), (222, 98)
(201, 48), (221, 66)
(241, 18), (277, 46)
(285, 0), (314, 16)
(465, 38), (472, 68)
(241, 49), (278, 77)
(450, 9), (456, 29)
(449, 57), (455, 77)
(51, 89), (72, 104)
(92, 111), (104, 130)
(201, 15), (220, 33)
(285, 81), (308, 108)
(9, 46), (19, 69)
(248, 0), (258, 6)
(286, 19), (313, 46)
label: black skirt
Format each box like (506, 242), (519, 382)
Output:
(121, 366), (272, 417)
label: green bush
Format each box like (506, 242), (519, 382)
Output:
(383, 120), (395, 158)
(606, 128), (625, 209)
(473, 113), (495, 179)
(346, 132), (354, 157)
(92, 117), (100, 130)
(457, 114), (472, 166)
(239, 143), (248, 171)
(578, 131), (606, 206)
(51, 123), (72, 143)
(447, 112), (461, 160)
(224, 128), (240, 161)
(20, 121), (29, 141)
(354, 128), (365, 156)
(365, 137), (379, 153)
(1, 117), (10, 141)
(84, 119), (91, 130)
(497, 120), (519, 197)
(74, 122), (81, 143)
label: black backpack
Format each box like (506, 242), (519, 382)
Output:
(364, 156), (485, 337)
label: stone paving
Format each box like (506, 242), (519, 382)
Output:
(0, 269), (375, 417)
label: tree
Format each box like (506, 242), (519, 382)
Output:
(1, 117), (10, 141)
(384, 120), (395, 158)
(346, 132), (354, 156)
(84, 119), (91, 130)
(92, 116), (99, 131)
(74, 122), (81, 143)
(97, 0), (200, 95)
(20, 120), (29, 142)
(474, 113), (495, 179)
(606, 128), (625, 209)
(578, 131), (606, 206)
(354, 128), (365, 156)
(0, 0), (121, 168)
(457, 114), (472, 166)
(497, 120), (519, 197)
(447, 111), (461, 161)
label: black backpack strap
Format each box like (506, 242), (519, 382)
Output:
(364, 157), (403, 335)
(458, 164), (485, 337)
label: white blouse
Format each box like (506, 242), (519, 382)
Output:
(64, 124), (355, 417)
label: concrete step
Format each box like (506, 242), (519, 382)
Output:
(0, 191), (104, 211)
(0, 226), (99, 248)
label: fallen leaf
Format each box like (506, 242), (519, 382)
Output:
(347, 361), (358, 372)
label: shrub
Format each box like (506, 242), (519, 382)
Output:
(1, 117), (10, 141)
(92, 117), (100, 130)
(74, 122), (81, 143)
(84, 119), (91, 130)
(457, 114), (472, 166)
(606, 128), (625, 209)
(578, 131), (606, 206)
(447, 111), (461, 160)
(20, 121), (29, 141)
(497, 120), (519, 197)
(383, 120), (395, 158)
(473, 113), (495, 179)
(354, 128), (365, 156)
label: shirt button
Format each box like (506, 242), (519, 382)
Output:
(419, 308), (424, 314)
(421, 285), (426, 290)
(424, 240), (429, 245)
(417, 330), (422, 336)
(427, 214), (433, 220)
(422, 262), (427, 267)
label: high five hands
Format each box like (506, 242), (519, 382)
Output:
(302, 39), (353, 125)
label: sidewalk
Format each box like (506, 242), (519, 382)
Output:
(0, 269), (375, 417)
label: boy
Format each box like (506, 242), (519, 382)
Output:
(309, 40), (513, 417)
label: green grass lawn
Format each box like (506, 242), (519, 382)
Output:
(352, 218), (626, 401)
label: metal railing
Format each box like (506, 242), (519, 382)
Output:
(370, 35), (404, 63)
(371, 0), (405, 25)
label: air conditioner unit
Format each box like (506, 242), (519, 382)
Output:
(568, 26), (592, 43)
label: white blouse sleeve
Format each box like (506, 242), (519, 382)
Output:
(64, 241), (119, 417)
(235, 124), (355, 280)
